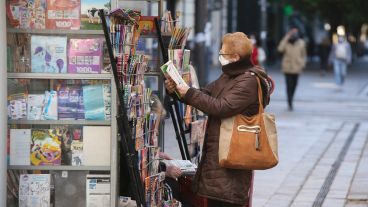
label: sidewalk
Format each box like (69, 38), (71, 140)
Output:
(164, 59), (368, 206)
(253, 59), (368, 207)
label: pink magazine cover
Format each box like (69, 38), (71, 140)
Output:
(46, 0), (81, 30)
(68, 38), (104, 73)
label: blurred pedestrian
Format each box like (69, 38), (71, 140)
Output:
(250, 34), (267, 67)
(278, 28), (307, 111)
(328, 34), (352, 89)
(319, 35), (331, 75)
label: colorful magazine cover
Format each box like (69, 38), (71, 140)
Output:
(31, 35), (67, 73)
(57, 86), (79, 120)
(139, 16), (158, 36)
(68, 38), (104, 74)
(82, 84), (105, 120)
(30, 129), (62, 166)
(46, 0), (81, 30)
(81, 0), (110, 30)
(6, 0), (46, 29)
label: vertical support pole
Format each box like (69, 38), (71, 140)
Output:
(0, 1), (7, 206)
(194, 0), (208, 86)
(110, 78), (118, 207)
(259, 0), (268, 53)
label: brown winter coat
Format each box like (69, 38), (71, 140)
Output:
(183, 59), (259, 205)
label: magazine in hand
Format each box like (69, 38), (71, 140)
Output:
(160, 61), (188, 87)
(162, 160), (197, 175)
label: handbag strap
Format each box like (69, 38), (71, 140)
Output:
(255, 76), (264, 114)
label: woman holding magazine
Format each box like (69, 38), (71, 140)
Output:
(165, 32), (267, 207)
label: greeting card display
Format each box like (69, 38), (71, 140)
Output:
(31, 35), (67, 73)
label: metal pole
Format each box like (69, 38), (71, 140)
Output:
(194, 0), (208, 86)
(259, 0), (268, 52)
(0, 1), (7, 206)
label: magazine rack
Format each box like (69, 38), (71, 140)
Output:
(154, 18), (191, 161)
(99, 11), (146, 206)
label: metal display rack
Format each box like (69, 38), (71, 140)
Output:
(154, 18), (191, 161)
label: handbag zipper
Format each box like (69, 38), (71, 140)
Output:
(237, 125), (261, 150)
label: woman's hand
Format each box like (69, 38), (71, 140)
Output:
(159, 152), (173, 160)
(176, 84), (190, 98)
(165, 165), (182, 179)
(165, 78), (176, 94)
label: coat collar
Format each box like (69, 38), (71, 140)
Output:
(221, 57), (254, 77)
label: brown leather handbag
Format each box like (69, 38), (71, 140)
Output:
(219, 77), (278, 170)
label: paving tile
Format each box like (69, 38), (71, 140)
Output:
(321, 198), (346, 207)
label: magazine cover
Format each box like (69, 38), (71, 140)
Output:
(139, 16), (158, 36)
(60, 127), (82, 165)
(71, 140), (83, 166)
(77, 86), (85, 120)
(42, 90), (58, 120)
(81, 0), (110, 30)
(68, 38), (104, 74)
(27, 94), (45, 120)
(82, 84), (105, 120)
(57, 86), (79, 120)
(30, 129), (62, 166)
(8, 93), (27, 120)
(31, 35), (67, 73)
(86, 175), (110, 207)
(81, 0), (111, 30)
(46, 0), (81, 30)
(6, 0), (46, 29)
(19, 174), (51, 207)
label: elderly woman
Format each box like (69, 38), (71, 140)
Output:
(165, 32), (260, 207)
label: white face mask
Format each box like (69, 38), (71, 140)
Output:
(251, 38), (257, 45)
(219, 55), (231, 66)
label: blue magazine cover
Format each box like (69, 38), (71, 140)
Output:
(31, 35), (67, 73)
(58, 86), (80, 120)
(82, 84), (105, 120)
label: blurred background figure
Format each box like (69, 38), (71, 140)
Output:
(277, 28), (307, 111)
(250, 34), (267, 67)
(328, 26), (352, 90)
